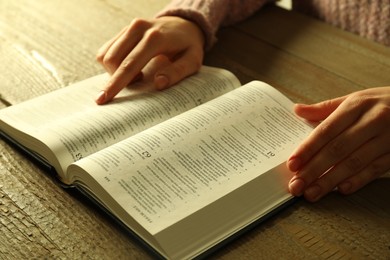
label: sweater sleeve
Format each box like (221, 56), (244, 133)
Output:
(156, 0), (273, 50)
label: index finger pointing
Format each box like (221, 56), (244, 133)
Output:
(96, 26), (173, 104)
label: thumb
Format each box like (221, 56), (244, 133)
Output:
(295, 95), (347, 122)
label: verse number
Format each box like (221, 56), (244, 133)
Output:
(75, 152), (83, 161)
(141, 151), (151, 158)
(266, 151), (275, 157)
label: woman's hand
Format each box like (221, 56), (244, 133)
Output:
(96, 16), (205, 104)
(287, 87), (390, 201)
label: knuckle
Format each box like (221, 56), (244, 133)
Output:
(295, 142), (316, 164)
(153, 54), (168, 64)
(118, 58), (134, 72)
(316, 121), (333, 140)
(103, 55), (121, 71)
(129, 18), (151, 31)
(370, 105), (390, 127)
(325, 139), (346, 158)
(144, 28), (164, 45)
(347, 92), (370, 107)
(96, 53), (104, 63)
(344, 154), (364, 173)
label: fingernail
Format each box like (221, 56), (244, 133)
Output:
(304, 185), (321, 201)
(155, 74), (169, 90)
(289, 178), (305, 196)
(95, 90), (107, 104)
(288, 157), (301, 172)
(338, 181), (352, 194)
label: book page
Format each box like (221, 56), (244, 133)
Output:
(69, 81), (313, 234)
(0, 66), (240, 181)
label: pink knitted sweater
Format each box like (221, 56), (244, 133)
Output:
(157, 0), (390, 48)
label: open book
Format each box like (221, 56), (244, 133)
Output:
(0, 66), (313, 259)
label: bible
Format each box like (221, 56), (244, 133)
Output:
(0, 66), (313, 259)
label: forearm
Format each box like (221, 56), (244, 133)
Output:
(156, 0), (273, 49)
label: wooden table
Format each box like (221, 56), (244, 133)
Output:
(1, 1), (389, 259)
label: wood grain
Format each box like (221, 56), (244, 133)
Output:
(1, 1), (389, 259)
(205, 6), (390, 104)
